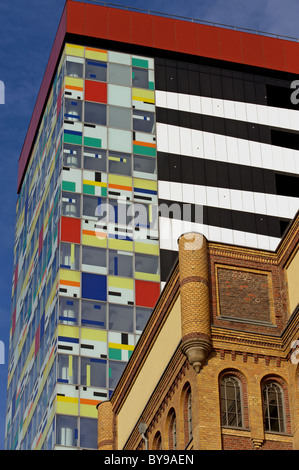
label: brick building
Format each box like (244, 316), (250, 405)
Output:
(97, 211), (299, 450)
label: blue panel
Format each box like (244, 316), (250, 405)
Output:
(81, 272), (107, 301)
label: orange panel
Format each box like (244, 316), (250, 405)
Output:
(197, 24), (221, 61)
(85, 3), (108, 40)
(174, 19), (198, 55)
(66, 0), (85, 36)
(153, 16), (176, 51)
(107, 8), (131, 43)
(130, 11), (154, 48)
(241, 33), (265, 69)
(262, 36), (286, 72)
(283, 40), (299, 74)
(219, 29), (243, 64)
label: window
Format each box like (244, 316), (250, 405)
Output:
(220, 375), (243, 428)
(153, 431), (162, 450)
(187, 388), (192, 443)
(168, 409), (177, 450)
(263, 382), (285, 433)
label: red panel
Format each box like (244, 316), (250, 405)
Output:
(85, 3), (108, 40)
(262, 36), (286, 72)
(130, 11), (154, 48)
(241, 33), (265, 69)
(174, 19), (198, 56)
(219, 29), (243, 64)
(38, 226), (43, 256)
(197, 24), (221, 60)
(135, 280), (160, 308)
(153, 16), (176, 51)
(60, 216), (81, 244)
(283, 40), (299, 74)
(107, 8), (131, 43)
(66, 0), (85, 36)
(85, 80), (107, 103)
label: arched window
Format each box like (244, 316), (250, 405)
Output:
(183, 386), (192, 445)
(187, 390), (192, 442)
(263, 382), (285, 433)
(153, 431), (162, 450)
(220, 375), (243, 428)
(168, 410), (177, 450)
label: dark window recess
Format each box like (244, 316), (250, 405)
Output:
(159, 249), (178, 282)
(275, 173), (299, 197)
(280, 220), (290, 236)
(271, 129), (299, 151)
(266, 84), (299, 110)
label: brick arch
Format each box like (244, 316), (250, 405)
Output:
(260, 373), (292, 435)
(152, 430), (162, 450)
(165, 407), (177, 450)
(218, 367), (249, 428)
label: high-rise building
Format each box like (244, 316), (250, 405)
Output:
(5, 0), (299, 450)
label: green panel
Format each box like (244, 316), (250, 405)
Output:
(101, 187), (107, 197)
(62, 181), (76, 192)
(133, 144), (156, 157)
(83, 184), (95, 195)
(109, 348), (122, 360)
(132, 58), (148, 68)
(64, 133), (82, 145)
(148, 81), (155, 90)
(84, 137), (102, 148)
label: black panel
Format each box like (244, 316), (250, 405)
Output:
(271, 129), (299, 151)
(275, 173), (299, 197)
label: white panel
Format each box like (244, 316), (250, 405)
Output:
(158, 181), (170, 201)
(179, 127), (192, 156)
(220, 227), (234, 245)
(268, 107), (281, 128)
(265, 194), (278, 217)
(242, 191), (255, 213)
(218, 188), (231, 209)
(226, 135), (239, 164)
(208, 225), (222, 243)
(194, 185), (207, 206)
(271, 145), (285, 173)
(212, 99), (224, 117)
(279, 108), (291, 130)
(245, 231), (258, 248)
(155, 90), (167, 108)
(233, 230), (246, 247)
(234, 101), (247, 122)
(260, 144), (273, 169)
(191, 129), (204, 157)
(156, 123), (169, 153)
(246, 103), (258, 123)
(277, 195), (290, 219)
(229, 189), (243, 211)
(170, 218), (184, 250)
(203, 132), (216, 159)
(249, 141), (262, 168)
(288, 197), (299, 219)
(253, 193), (267, 215)
(206, 186), (219, 207)
(200, 96), (213, 116)
(170, 181), (182, 202)
(215, 134), (227, 162)
(190, 95), (201, 114)
(289, 109), (299, 131)
(237, 139), (251, 166)
(223, 100), (235, 120)
(158, 217), (172, 250)
(256, 105), (269, 126)
(182, 183), (195, 204)
(178, 93), (190, 112)
(168, 125), (180, 155)
(166, 91), (178, 110)
(282, 147), (296, 174)
(256, 234), (270, 251)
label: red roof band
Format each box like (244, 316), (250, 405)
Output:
(17, 0), (299, 193)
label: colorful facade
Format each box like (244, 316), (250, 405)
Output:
(5, 0), (299, 450)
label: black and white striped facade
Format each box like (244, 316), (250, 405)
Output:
(153, 56), (299, 283)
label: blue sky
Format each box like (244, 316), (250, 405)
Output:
(0, 0), (299, 451)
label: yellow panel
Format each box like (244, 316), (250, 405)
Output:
(81, 328), (107, 342)
(59, 269), (81, 283)
(135, 272), (160, 282)
(58, 324), (79, 340)
(66, 43), (84, 57)
(86, 365), (90, 387)
(56, 396), (79, 415)
(109, 342), (134, 351)
(80, 404), (98, 418)
(82, 233), (107, 248)
(132, 88), (155, 103)
(108, 276), (134, 290)
(65, 76), (84, 89)
(108, 174), (132, 187)
(85, 47), (107, 61)
(134, 242), (159, 255)
(108, 239), (133, 251)
(133, 178), (157, 190)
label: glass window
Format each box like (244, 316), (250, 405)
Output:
(109, 304), (134, 332)
(221, 376), (243, 428)
(80, 418), (97, 449)
(132, 67), (149, 89)
(135, 254), (159, 275)
(56, 415), (78, 447)
(135, 307), (151, 333)
(108, 360), (126, 390)
(82, 246), (107, 274)
(109, 106), (131, 130)
(66, 57), (83, 78)
(109, 151), (131, 176)
(62, 192), (81, 218)
(60, 243), (80, 270)
(263, 382), (285, 433)
(81, 300), (106, 329)
(59, 297), (79, 325)
(109, 250), (133, 277)
(109, 199), (133, 226)
(133, 109), (155, 133)
(109, 63), (131, 86)
(83, 194), (101, 218)
(108, 84), (131, 108)
(64, 99), (82, 122)
(81, 357), (106, 388)
(133, 154), (156, 179)
(83, 147), (106, 172)
(85, 59), (107, 82)
(63, 144), (82, 168)
(58, 354), (79, 385)
(85, 102), (106, 125)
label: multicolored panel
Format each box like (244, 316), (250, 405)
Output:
(83, 124), (107, 149)
(107, 276), (134, 305)
(64, 121), (83, 146)
(80, 328), (107, 358)
(133, 132), (156, 157)
(81, 219), (107, 248)
(59, 269), (81, 298)
(133, 178), (158, 204)
(108, 331), (134, 361)
(57, 325), (80, 355)
(56, 384), (79, 416)
(108, 174), (132, 200)
(83, 170), (107, 196)
(62, 168), (82, 193)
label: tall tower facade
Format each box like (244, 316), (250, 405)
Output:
(5, 1), (299, 450)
